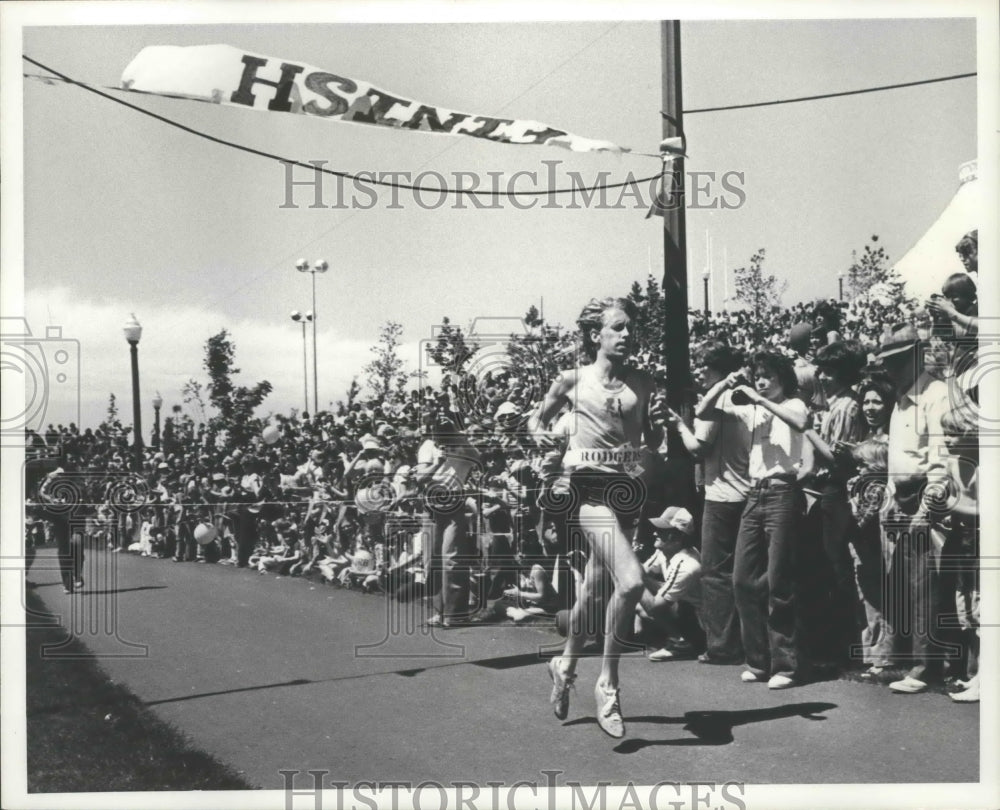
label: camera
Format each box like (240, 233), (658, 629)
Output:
(1, 317), (80, 445)
(730, 388), (753, 406)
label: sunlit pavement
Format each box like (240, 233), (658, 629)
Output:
(25, 547), (978, 788)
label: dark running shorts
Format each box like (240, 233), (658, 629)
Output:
(567, 470), (645, 521)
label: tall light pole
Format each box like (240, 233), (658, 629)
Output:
(296, 259), (328, 414)
(290, 310), (313, 415)
(151, 391), (163, 449)
(702, 269), (710, 316)
(122, 314), (143, 472)
(838, 270), (845, 301)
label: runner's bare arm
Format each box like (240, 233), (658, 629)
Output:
(528, 370), (577, 435)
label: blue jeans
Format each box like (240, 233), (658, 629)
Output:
(733, 480), (804, 679)
(882, 514), (949, 682)
(700, 499), (746, 662)
(803, 485), (862, 666)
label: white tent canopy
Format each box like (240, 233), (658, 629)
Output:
(894, 160), (978, 301)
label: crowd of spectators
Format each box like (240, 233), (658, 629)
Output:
(25, 241), (982, 700)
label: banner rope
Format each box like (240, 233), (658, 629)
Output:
(23, 55), (663, 198)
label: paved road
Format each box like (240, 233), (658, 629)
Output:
(27, 546), (978, 789)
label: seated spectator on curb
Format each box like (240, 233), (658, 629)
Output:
(339, 545), (377, 588)
(635, 506), (705, 661)
(253, 533), (303, 575)
(385, 529), (425, 602)
(503, 564), (560, 622)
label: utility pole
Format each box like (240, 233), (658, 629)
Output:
(661, 20), (691, 453)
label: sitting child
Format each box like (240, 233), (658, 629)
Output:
(385, 530), (426, 602)
(252, 521), (303, 575)
(297, 516), (334, 577)
(339, 544), (381, 590)
(635, 506), (705, 661)
(503, 564), (560, 622)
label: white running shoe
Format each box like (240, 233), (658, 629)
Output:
(547, 657), (576, 720)
(594, 682), (625, 738)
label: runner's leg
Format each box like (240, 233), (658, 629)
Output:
(578, 503), (644, 689)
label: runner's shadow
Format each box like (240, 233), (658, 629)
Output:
(564, 702), (837, 751)
(616, 702), (838, 752)
(82, 586), (169, 595)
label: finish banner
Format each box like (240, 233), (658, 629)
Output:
(121, 44), (629, 154)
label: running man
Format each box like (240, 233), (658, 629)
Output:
(529, 296), (666, 737)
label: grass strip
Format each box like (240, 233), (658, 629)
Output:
(25, 588), (256, 793)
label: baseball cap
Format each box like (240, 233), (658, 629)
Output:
(648, 506), (694, 534)
(494, 401), (521, 419)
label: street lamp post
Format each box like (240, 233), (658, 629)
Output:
(295, 259), (328, 414)
(290, 310), (313, 415)
(702, 270), (710, 316)
(122, 313), (144, 473)
(838, 270), (845, 301)
(152, 391), (163, 449)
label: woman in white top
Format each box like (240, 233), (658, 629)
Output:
(701, 350), (810, 689)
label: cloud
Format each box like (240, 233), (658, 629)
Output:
(21, 287), (435, 431)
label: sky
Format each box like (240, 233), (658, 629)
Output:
(6, 8), (985, 431)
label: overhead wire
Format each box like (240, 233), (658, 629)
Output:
(22, 54), (663, 198)
(681, 71), (976, 114)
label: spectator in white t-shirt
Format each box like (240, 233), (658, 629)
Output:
(723, 351), (812, 689)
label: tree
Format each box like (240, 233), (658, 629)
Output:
(363, 321), (411, 401)
(182, 379), (208, 425)
(504, 306), (576, 407)
(626, 275), (665, 366)
(523, 304), (544, 329)
(846, 235), (902, 300)
(105, 393), (119, 425)
(335, 377), (363, 415)
(425, 316), (479, 377)
(200, 329), (273, 448)
(161, 404), (186, 454)
(96, 393), (126, 440)
(732, 248), (787, 320)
